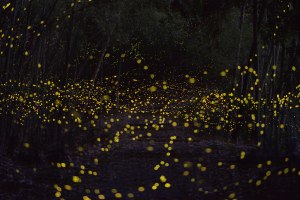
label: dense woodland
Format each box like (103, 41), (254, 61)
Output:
(0, 0), (300, 200)
(0, 0), (299, 82)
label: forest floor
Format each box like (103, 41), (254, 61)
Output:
(1, 112), (300, 200)
(0, 78), (299, 200)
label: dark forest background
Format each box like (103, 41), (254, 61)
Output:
(0, 1), (300, 200)
(0, 0), (299, 89)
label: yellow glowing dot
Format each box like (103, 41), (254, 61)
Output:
(147, 146), (154, 151)
(64, 185), (72, 190)
(127, 193), (134, 198)
(205, 148), (212, 153)
(3, 3), (11, 10)
(228, 193), (236, 199)
(103, 95), (110, 101)
(55, 191), (61, 198)
(240, 151), (246, 159)
(72, 176), (81, 183)
(149, 86), (157, 92)
(83, 196), (91, 200)
(220, 71), (226, 76)
(160, 175), (167, 182)
(183, 171), (189, 176)
(23, 143), (30, 148)
(115, 193), (122, 198)
(154, 164), (160, 170)
(284, 168), (289, 174)
(256, 180), (261, 186)
(189, 78), (196, 84)
(138, 186), (145, 192)
(164, 183), (171, 188)
(257, 164), (262, 168)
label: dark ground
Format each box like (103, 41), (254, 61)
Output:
(1, 113), (300, 200)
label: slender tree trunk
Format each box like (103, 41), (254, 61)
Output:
(92, 36), (111, 83)
(234, 2), (246, 87)
(63, 6), (75, 84)
(242, 0), (266, 97)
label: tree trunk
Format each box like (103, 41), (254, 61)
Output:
(234, 2), (246, 87)
(92, 36), (111, 83)
(242, 0), (266, 97)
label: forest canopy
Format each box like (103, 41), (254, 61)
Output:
(0, 0), (299, 85)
